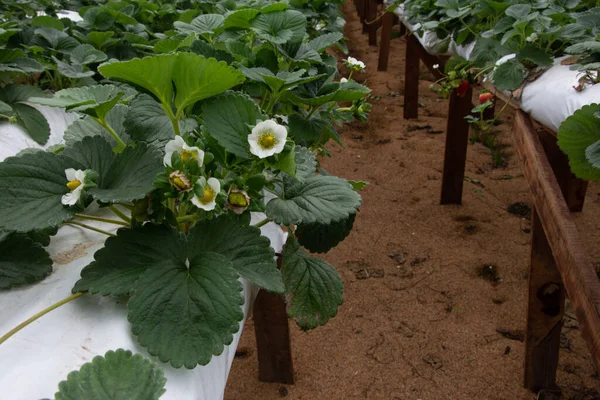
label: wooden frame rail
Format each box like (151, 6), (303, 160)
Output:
(353, 2), (600, 394)
(513, 111), (599, 392)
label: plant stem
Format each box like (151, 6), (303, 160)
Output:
(109, 205), (131, 223)
(306, 106), (319, 119)
(116, 202), (134, 211)
(162, 104), (181, 136)
(0, 292), (85, 346)
(66, 222), (117, 237)
(348, 70), (354, 81)
(253, 218), (271, 228)
(74, 213), (129, 226)
(95, 118), (127, 152)
(177, 214), (198, 224)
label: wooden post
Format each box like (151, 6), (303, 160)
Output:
(524, 209), (565, 392)
(440, 87), (473, 205)
(403, 33), (420, 119)
(367, 0), (378, 46)
(513, 111), (600, 391)
(378, 12), (394, 71)
(253, 257), (294, 384)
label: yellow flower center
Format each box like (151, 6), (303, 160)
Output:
(66, 180), (81, 191)
(172, 177), (187, 190)
(258, 132), (276, 149)
(199, 186), (216, 204)
(180, 149), (198, 163)
(229, 192), (248, 207)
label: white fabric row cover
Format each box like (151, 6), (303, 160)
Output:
(388, 2), (600, 132)
(0, 107), (288, 400)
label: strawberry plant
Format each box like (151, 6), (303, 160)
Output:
(0, 1), (372, 397)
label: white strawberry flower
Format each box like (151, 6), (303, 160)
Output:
(163, 136), (204, 167)
(191, 177), (220, 211)
(62, 168), (96, 206)
(526, 33), (538, 42)
(433, 64), (439, 69)
(345, 57), (366, 71)
(340, 77), (348, 83)
(248, 119), (287, 159)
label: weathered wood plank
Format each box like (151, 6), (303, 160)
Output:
(524, 209), (565, 392)
(440, 86), (473, 205)
(367, 0), (378, 46)
(378, 12), (394, 71)
(513, 111), (600, 377)
(253, 257), (294, 384)
(403, 32), (420, 119)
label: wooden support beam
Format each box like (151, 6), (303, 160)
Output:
(440, 87), (473, 205)
(378, 12), (394, 71)
(403, 33), (420, 119)
(253, 257), (294, 384)
(367, 0), (378, 46)
(513, 111), (600, 388)
(524, 209), (565, 392)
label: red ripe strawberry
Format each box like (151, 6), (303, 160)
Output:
(455, 80), (469, 97)
(479, 92), (494, 103)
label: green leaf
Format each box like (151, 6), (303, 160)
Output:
(74, 217), (277, 368)
(469, 38), (510, 67)
(99, 55), (176, 108)
(0, 232), (52, 290)
(505, 4), (531, 18)
(124, 94), (174, 149)
(251, 10), (307, 44)
(307, 32), (343, 52)
(129, 251), (243, 368)
(55, 349), (166, 400)
(54, 57), (96, 79)
(296, 213), (356, 254)
(172, 52), (245, 113)
(223, 9), (260, 29)
(0, 151), (74, 232)
(70, 44), (108, 65)
(64, 104), (129, 148)
(29, 85), (124, 120)
(33, 27), (79, 53)
(75, 214), (283, 296)
(31, 15), (65, 31)
(517, 45), (553, 67)
(99, 54), (244, 116)
(187, 215), (283, 293)
(268, 144), (296, 177)
(61, 136), (162, 202)
(13, 103), (51, 145)
(0, 101), (13, 115)
(558, 104), (600, 181)
(174, 14), (225, 35)
(294, 146), (317, 181)
(492, 59), (526, 91)
(202, 92), (265, 158)
(266, 175), (361, 225)
(585, 140), (600, 169)
(0, 57), (44, 73)
(281, 235), (343, 330)
(349, 180), (369, 191)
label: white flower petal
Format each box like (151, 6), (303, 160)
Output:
(340, 77), (348, 83)
(191, 177), (220, 211)
(65, 168), (78, 181)
(74, 169), (86, 181)
(61, 186), (83, 206)
(163, 136), (185, 167)
(248, 119), (288, 159)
